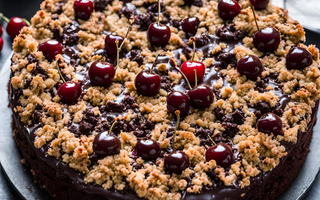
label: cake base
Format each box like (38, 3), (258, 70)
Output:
(12, 100), (319, 200)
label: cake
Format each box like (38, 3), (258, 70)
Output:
(8, 0), (320, 199)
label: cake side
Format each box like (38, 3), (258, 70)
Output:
(9, 0), (320, 199)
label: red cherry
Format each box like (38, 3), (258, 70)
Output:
(164, 150), (190, 174)
(147, 23), (171, 46)
(218, 0), (241, 21)
(88, 61), (115, 87)
(206, 143), (234, 167)
(58, 81), (82, 104)
(167, 91), (190, 116)
(0, 38), (3, 52)
(105, 34), (123, 55)
(188, 84), (214, 109)
(93, 131), (121, 157)
(0, 25), (3, 37)
(180, 61), (205, 85)
(136, 139), (161, 161)
(253, 27), (280, 52)
(250, 0), (269, 10)
(257, 113), (282, 135)
(286, 46), (312, 70)
(38, 40), (63, 61)
(6, 17), (28, 38)
(135, 71), (161, 96)
(237, 55), (263, 80)
(182, 17), (200, 38)
(74, 0), (94, 20)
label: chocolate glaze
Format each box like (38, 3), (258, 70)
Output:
(8, 0), (302, 199)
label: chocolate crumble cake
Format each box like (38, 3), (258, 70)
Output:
(8, 0), (320, 200)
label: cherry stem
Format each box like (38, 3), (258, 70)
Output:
(157, 0), (161, 25)
(172, 58), (192, 90)
(194, 69), (198, 87)
(23, 18), (31, 26)
(191, 37), (196, 62)
(115, 40), (120, 70)
(208, 135), (216, 146)
(250, 6), (260, 31)
(172, 110), (180, 151)
(108, 120), (117, 136)
(56, 62), (66, 83)
(150, 52), (160, 73)
(0, 13), (9, 23)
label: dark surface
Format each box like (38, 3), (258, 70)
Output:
(0, 1), (320, 200)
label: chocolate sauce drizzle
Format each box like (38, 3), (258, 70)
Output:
(9, 0), (299, 199)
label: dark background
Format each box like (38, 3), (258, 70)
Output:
(0, 0), (320, 200)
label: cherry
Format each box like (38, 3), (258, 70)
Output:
(164, 111), (190, 174)
(253, 27), (280, 52)
(135, 53), (161, 96)
(286, 46), (312, 70)
(206, 143), (234, 167)
(56, 62), (82, 105)
(237, 55), (263, 80)
(93, 121), (121, 157)
(89, 61), (115, 87)
(38, 40), (63, 61)
(0, 38), (3, 52)
(167, 91), (190, 116)
(182, 17), (200, 38)
(257, 112), (282, 135)
(250, 7), (280, 52)
(58, 81), (82, 104)
(74, 0), (94, 20)
(180, 37), (205, 84)
(218, 0), (241, 21)
(0, 25), (3, 37)
(164, 150), (190, 174)
(105, 35), (123, 55)
(250, 0), (269, 10)
(5, 17), (28, 38)
(188, 84), (214, 109)
(147, 0), (171, 46)
(136, 139), (161, 161)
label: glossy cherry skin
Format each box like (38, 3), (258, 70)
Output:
(6, 17), (28, 38)
(135, 71), (161, 96)
(93, 131), (121, 157)
(286, 46), (313, 70)
(74, 0), (94, 20)
(206, 143), (234, 168)
(89, 61), (115, 87)
(218, 0), (241, 21)
(188, 84), (214, 109)
(38, 40), (63, 61)
(253, 27), (280, 52)
(257, 113), (282, 135)
(167, 91), (190, 116)
(0, 38), (3, 52)
(237, 55), (263, 80)
(0, 25), (3, 37)
(164, 150), (190, 174)
(180, 61), (205, 85)
(136, 139), (161, 161)
(182, 17), (200, 38)
(250, 0), (269, 10)
(147, 23), (171, 47)
(105, 34), (123, 55)
(58, 81), (82, 105)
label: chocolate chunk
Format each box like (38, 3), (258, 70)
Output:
(195, 33), (211, 47)
(216, 23), (245, 41)
(79, 120), (94, 135)
(222, 122), (238, 137)
(94, 0), (112, 11)
(31, 65), (48, 76)
(254, 101), (271, 119)
(128, 49), (144, 65)
(214, 52), (237, 69)
(31, 110), (42, 124)
(27, 54), (37, 64)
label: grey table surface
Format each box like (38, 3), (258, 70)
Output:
(1, 0), (320, 200)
